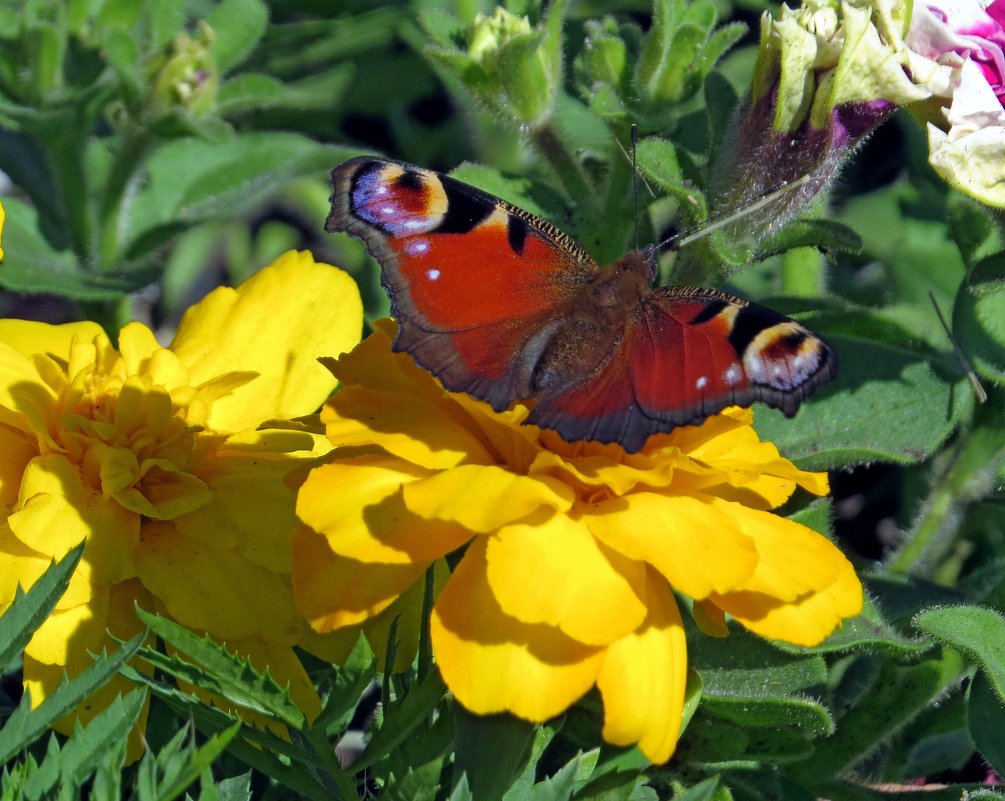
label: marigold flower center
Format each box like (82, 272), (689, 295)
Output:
(37, 337), (215, 520)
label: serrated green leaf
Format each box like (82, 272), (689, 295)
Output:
(0, 633), (143, 763)
(356, 670), (448, 772)
(383, 758), (444, 801)
(134, 607), (305, 728)
(156, 724), (240, 801)
(214, 772), (252, 801)
(0, 542), (83, 667)
(22, 690), (145, 798)
(915, 606), (1005, 701)
(206, 0), (268, 73)
(955, 265), (1005, 383)
(125, 665), (334, 800)
(315, 634), (377, 734)
(449, 774), (475, 801)
(673, 776), (721, 801)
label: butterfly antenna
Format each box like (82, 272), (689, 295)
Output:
(929, 290), (987, 403)
(660, 174), (813, 251)
(631, 124), (639, 251)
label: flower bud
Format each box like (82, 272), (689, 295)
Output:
(147, 21), (219, 116)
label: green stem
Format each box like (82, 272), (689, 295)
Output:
(590, 121), (637, 264)
(98, 126), (154, 270)
(40, 117), (94, 265)
(780, 246), (823, 296)
(417, 565), (435, 682)
(531, 119), (593, 209)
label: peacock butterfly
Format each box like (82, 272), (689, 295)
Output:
(326, 156), (835, 453)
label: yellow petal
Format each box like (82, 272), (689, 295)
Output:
(24, 577), (149, 665)
(0, 522), (49, 609)
(486, 516), (647, 645)
(134, 521), (304, 645)
(692, 599), (729, 638)
(170, 251), (362, 431)
(431, 538), (604, 722)
(321, 321), (499, 469)
(712, 534), (863, 646)
(10, 454), (139, 585)
(597, 571), (687, 764)
(297, 457), (471, 564)
(403, 465), (573, 533)
(588, 494), (758, 599)
(0, 423), (36, 516)
(0, 342), (58, 434)
(117, 323), (190, 389)
(292, 523), (427, 630)
(175, 446), (307, 571)
(0, 319), (104, 362)
(722, 505), (842, 602)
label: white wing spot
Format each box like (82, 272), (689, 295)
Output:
(405, 239), (430, 256)
(426, 268), (441, 281)
(723, 364), (743, 386)
(695, 376), (709, 390)
(380, 205), (395, 215)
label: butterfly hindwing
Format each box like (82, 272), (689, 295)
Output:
(327, 157), (597, 409)
(529, 287), (835, 452)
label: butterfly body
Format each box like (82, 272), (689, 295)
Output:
(327, 156), (835, 452)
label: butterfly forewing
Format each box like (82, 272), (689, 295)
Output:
(327, 157), (596, 407)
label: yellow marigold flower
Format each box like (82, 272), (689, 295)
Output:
(293, 320), (862, 764)
(0, 251), (362, 752)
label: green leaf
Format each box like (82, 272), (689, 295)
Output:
(800, 650), (965, 776)
(136, 722), (240, 801)
(756, 218), (863, 259)
(452, 706), (535, 801)
(124, 666), (333, 800)
(0, 197), (151, 299)
(689, 626), (833, 737)
(755, 314), (971, 469)
(355, 668), (448, 771)
(207, 0), (268, 73)
(22, 690), (145, 798)
(0, 542), (83, 667)
(972, 667), (1005, 775)
(914, 606), (1005, 701)
(449, 774), (475, 801)
(215, 772), (253, 801)
(383, 758), (445, 801)
(123, 134), (355, 259)
(0, 633), (144, 763)
(314, 634), (377, 734)
(147, 0), (186, 51)
(955, 259), (1005, 383)
(134, 607), (306, 729)
(968, 670), (1005, 777)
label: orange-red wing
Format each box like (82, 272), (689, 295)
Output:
(328, 157), (596, 408)
(529, 287), (835, 453)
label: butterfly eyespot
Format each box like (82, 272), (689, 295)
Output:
(328, 155), (837, 453)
